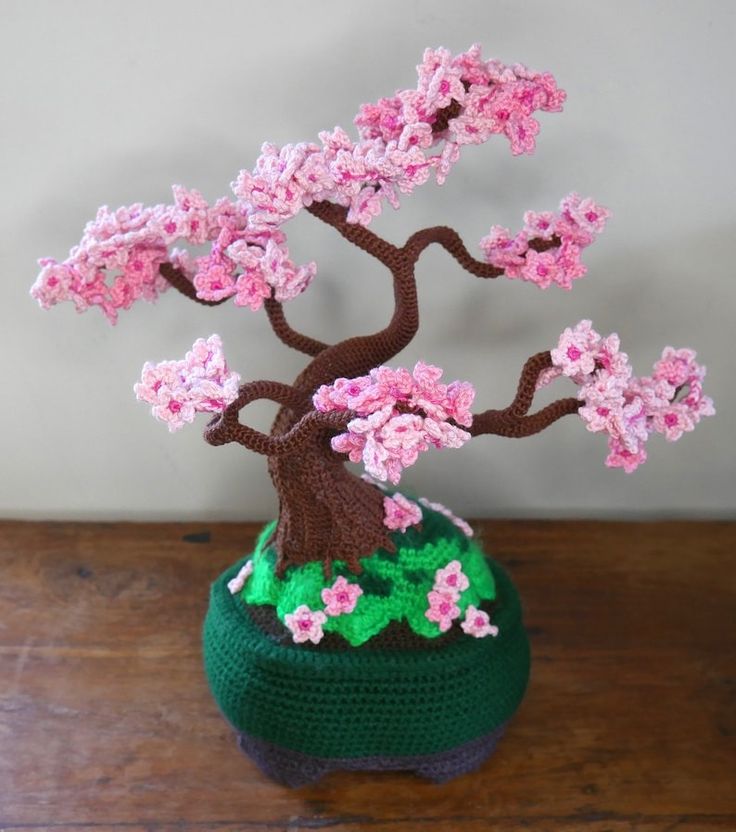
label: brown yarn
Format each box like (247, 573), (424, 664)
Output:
(160, 202), (580, 574)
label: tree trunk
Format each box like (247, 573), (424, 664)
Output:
(267, 414), (394, 576)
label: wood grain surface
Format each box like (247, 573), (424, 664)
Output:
(0, 519), (734, 831)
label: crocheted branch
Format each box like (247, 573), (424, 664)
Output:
(204, 381), (343, 455)
(264, 298), (329, 357)
(469, 352), (580, 438)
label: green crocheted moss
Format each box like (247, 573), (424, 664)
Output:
(241, 505), (496, 646)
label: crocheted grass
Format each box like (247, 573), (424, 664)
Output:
(239, 503), (495, 646)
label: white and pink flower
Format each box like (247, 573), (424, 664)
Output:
(383, 493), (423, 533)
(284, 605), (328, 644)
(461, 605), (499, 638)
(425, 590), (461, 632)
(433, 560), (469, 596)
(321, 576), (364, 616)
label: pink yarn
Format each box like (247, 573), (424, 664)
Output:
(433, 560), (470, 595)
(425, 590), (461, 632)
(383, 493), (423, 533)
(461, 605), (499, 638)
(284, 605), (327, 644)
(134, 334), (240, 432)
(315, 362), (474, 484)
(321, 577), (364, 616)
(33, 45), (567, 323)
(480, 193), (610, 290)
(548, 322), (714, 471)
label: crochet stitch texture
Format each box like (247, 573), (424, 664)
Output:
(32, 42), (713, 785)
(204, 548), (529, 768)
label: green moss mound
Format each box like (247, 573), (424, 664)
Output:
(240, 503), (496, 646)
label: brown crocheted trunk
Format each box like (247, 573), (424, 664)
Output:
(267, 433), (394, 576)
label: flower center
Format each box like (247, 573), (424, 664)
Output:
(567, 345), (582, 361)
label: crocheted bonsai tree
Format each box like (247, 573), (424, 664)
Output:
(32, 45), (713, 645)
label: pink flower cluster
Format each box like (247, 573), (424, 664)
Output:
(33, 46), (564, 322)
(284, 576), (363, 643)
(133, 334), (241, 432)
(546, 321), (714, 472)
(233, 45), (564, 229)
(480, 193), (610, 290)
(314, 362), (475, 484)
(31, 186), (316, 322)
(425, 560), (468, 632)
(383, 493), (423, 533)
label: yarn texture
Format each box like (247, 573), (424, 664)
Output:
(203, 536), (529, 763)
(241, 505), (495, 646)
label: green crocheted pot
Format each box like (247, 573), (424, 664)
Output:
(203, 522), (530, 785)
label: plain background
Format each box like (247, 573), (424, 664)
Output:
(2, 0), (734, 521)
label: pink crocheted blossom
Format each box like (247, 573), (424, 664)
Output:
(433, 560), (470, 596)
(315, 363), (474, 484)
(284, 605), (327, 644)
(321, 576), (364, 616)
(479, 193), (609, 290)
(34, 47), (565, 325)
(461, 605), (499, 638)
(383, 493), (423, 533)
(425, 590), (461, 633)
(134, 334), (241, 432)
(227, 560), (254, 595)
(547, 322), (714, 472)
(417, 497), (474, 537)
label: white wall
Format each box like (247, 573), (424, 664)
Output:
(2, 0), (734, 521)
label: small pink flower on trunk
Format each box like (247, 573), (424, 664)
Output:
(461, 605), (499, 638)
(284, 605), (328, 644)
(425, 590), (461, 632)
(321, 576), (364, 616)
(433, 560), (469, 596)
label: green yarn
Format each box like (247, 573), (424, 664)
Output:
(203, 551), (530, 759)
(241, 505), (496, 646)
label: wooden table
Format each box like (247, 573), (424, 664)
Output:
(1, 520), (734, 831)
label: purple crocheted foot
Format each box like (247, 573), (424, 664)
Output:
(236, 724), (507, 787)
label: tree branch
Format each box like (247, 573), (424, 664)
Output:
(159, 262), (227, 306)
(306, 202), (402, 267)
(470, 351), (581, 438)
(204, 380), (348, 455)
(402, 226), (561, 278)
(264, 297), (329, 357)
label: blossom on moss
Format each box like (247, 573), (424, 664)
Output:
(383, 493), (423, 533)
(321, 576), (363, 616)
(227, 560), (254, 595)
(284, 605), (327, 644)
(425, 590), (461, 632)
(433, 560), (469, 596)
(461, 605), (499, 638)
